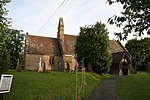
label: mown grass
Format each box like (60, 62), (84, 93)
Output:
(117, 72), (150, 100)
(2, 70), (100, 100)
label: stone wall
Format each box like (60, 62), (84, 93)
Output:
(63, 55), (76, 72)
(25, 54), (62, 71)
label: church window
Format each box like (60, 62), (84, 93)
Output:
(50, 57), (54, 64)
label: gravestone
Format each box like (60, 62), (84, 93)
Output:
(38, 57), (43, 72)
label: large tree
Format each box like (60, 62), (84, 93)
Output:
(107, 0), (150, 40)
(0, 0), (11, 71)
(125, 38), (150, 71)
(75, 22), (112, 74)
(0, 0), (25, 71)
(8, 29), (25, 70)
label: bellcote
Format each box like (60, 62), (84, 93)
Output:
(57, 18), (64, 41)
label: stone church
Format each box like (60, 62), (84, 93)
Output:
(25, 18), (132, 75)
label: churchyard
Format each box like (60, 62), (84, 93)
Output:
(0, 70), (150, 100)
(1, 70), (101, 100)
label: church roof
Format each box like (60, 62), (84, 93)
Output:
(108, 40), (131, 64)
(61, 35), (126, 56)
(26, 35), (60, 55)
(108, 40), (124, 53)
(62, 34), (76, 55)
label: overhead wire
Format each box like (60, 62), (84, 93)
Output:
(52, 0), (69, 20)
(36, 0), (69, 34)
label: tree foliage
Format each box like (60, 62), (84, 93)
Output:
(107, 0), (150, 40)
(8, 29), (25, 70)
(75, 22), (112, 74)
(125, 38), (150, 71)
(0, 0), (11, 71)
(0, 0), (25, 71)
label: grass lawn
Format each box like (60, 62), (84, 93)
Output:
(117, 72), (150, 100)
(1, 70), (100, 100)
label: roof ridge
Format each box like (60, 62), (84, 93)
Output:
(64, 34), (77, 37)
(117, 41), (132, 57)
(27, 34), (57, 39)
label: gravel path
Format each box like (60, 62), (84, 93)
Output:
(88, 77), (119, 100)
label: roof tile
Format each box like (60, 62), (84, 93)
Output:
(26, 35), (60, 55)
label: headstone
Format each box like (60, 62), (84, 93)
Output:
(38, 57), (43, 72)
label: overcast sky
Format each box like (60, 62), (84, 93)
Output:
(6, 0), (124, 41)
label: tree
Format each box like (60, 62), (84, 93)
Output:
(107, 0), (150, 40)
(8, 29), (25, 70)
(0, 0), (11, 71)
(125, 38), (150, 71)
(140, 38), (150, 71)
(125, 39), (142, 70)
(0, 0), (24, 71)
(75, 22), (112, 74)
